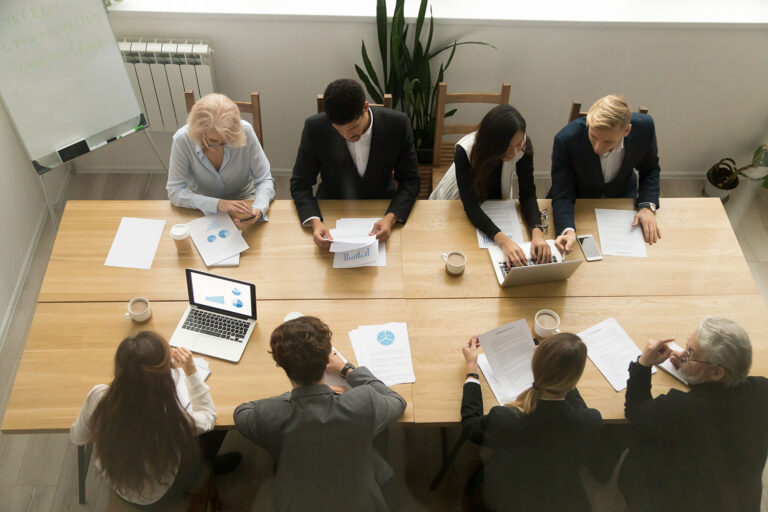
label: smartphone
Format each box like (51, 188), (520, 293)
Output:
(577, 234), (602, 261)
(238, 214), (257, 222)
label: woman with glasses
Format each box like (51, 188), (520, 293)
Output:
(430, 104), (550, 267)
(167, 93), (274, 226)
(460, 333), (602, 511)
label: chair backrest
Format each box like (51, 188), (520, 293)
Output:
(568, 100), (649, 123)
(431, 82), (511, 169)
(184, 90), (264, 147)
(316, 93), (393, 114)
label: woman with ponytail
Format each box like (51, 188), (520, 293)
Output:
(461, 332), (602, 511)
(70, 331), (229, 508)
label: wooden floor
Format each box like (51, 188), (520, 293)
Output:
(0, 173), (766, 511)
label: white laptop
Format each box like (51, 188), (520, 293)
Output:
(169, 269), (257, 362)
(488, 240), (583, 287)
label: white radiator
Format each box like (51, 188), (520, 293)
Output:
(118, 38), (216, 132)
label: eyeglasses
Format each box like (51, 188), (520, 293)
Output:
(203, 134), (226, 149)
(679, 346), (712, 365)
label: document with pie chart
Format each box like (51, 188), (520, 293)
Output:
(348, 322), (415, 386)
(187, 212), (249, 267)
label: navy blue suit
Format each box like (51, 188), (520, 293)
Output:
(547, 113), (660, 234)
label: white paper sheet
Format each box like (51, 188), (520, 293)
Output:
(187, 213), (249, 266)
(477, 319), (537, 398)
(594, 208), (647, 258)
(323, 347), (351, 390)
(476, 200), (524, 248)
(104, 217), (166, 269)
(349, 322), (415, 386)
(658, 341), (688, 385)
(172, 358), (211, 411)
(209, 253), (240, 268)
(477, 353), (518, 406)
(333, 218), (387, 267)
(578, 318), (655, 392)
(328, 231), (377, 253)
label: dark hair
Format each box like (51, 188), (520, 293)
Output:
(271, 316), (332, 386)
(323, 79), (366, 125)
(470, 104), (529, 201)
(89, 332), (195, 498)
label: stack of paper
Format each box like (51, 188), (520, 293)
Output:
(594, 208), (647, 258)
(578, 318), (656, 392)
(105, 217), (166, 269)
(172, 358), (211, 411)
(476, 200), (524, 248)
(477, 319), (537, 405)
(331, 218), (387, 268)
(187, 212), (249, 267)
(349, 322), (414, 386)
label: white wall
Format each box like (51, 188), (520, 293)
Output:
(0, 104), (69, 350)
(76, 13), (768, 179)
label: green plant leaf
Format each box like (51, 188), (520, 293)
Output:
(753, 144), (768, 167)
(445, 108), (457, 118)
(429, 41), (497, 60)
(414, 0), (428, 45)
(361, 41), (383, 93)
(425, 6), (434, 54)
(376, 0), (388, 82)
(355, 65), (384, 104)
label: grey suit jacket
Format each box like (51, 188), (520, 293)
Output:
(234, 367), (407, 511)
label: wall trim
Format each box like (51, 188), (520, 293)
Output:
(0, 167), (72, 354)
(75, 166), (295, 176)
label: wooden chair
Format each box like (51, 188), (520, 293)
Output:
(185, 90), (264, 147)
(568, 100), (649, 123)
(316, 93), (393, 114)
(431, 82), (511, 191)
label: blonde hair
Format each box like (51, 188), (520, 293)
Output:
(586, 94), (632, 129)
(187, 93), (246, 147)
(509, 333), (587, 414)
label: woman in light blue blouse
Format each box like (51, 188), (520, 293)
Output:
(167, 93), (274, 226)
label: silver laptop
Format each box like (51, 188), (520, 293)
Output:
(488, 240), (583, 287)
(169, 269), (257, 362)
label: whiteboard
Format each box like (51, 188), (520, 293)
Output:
(0, 0), (144, 172)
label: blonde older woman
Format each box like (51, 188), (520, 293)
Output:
(167, 93), (274, 225)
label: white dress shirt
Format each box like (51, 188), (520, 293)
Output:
(599, 138), (625, 184)
(167, 120), (275, 219)
(346, 107), (374, 177)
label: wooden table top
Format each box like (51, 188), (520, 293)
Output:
(2, 300), (414, 433)
(38, 200), (405, 302)
(402, 198), (758, 298)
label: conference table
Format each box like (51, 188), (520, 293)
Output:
(3, 198), (766, 435)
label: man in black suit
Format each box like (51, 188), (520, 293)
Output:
(290, 79), (420, 248)
(620, 317), (768, 512)
(548, 95), (661, 254)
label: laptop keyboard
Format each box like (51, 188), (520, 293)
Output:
(182, 309), (249, 342)
(499, 257), (557, 277)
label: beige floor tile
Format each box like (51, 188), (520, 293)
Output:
(15, 434), (70, 487)
(8, 485), (57, 512)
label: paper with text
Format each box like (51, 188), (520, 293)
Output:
(104, 217), (166, 270)
(478, 319), (536, 399)
(477, 354), (519, 406)
(349, 322), (414, 386)
(333, 218), (387, 267)
(595, 209), (647, 258)
(476, 200), (524, 248)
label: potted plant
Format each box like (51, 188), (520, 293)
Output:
(355, 0), (494, 163)
(704, 144), (768, 201)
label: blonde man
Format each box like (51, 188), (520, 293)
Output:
(167, 93), (274, 226)
(549, 95), (661, 253)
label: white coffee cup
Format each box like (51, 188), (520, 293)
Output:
(534, 309), (561, 338)
(125, 297), (151, 322)
(170, 224), (192, 254)
(441, 251), (467, 275)
(283, 312), (304, 322)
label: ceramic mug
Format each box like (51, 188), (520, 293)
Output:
(124, 297), (151, 322)
(534, 309), (561, 338)
(441, 251), (467, 276)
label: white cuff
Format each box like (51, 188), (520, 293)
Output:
(560, 227), (575, 236)
(465, 377), (481, 385)
(302, 216), (320, 227)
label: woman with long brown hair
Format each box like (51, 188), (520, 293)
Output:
(460, 332), (602, 511)
(70, 331), (224, 508)
(430, 104), (551, 267)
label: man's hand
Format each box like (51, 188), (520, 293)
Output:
(638, 337), (675, 367)
(494, 232), (526, 268)
(530, 228), (551, 264)
(669, 348), (685, 370)
(462, 336), (481, 374)
(217, 199), (251, 216)
(233, 208), (262, 228)
(369, 213), (397, 242)
(310, 218), (333, 249)
(632, 207), (661, 244)
(171, 347), (198, 376)
(554, 230), (577, 255)
(326, 349), (346, 375)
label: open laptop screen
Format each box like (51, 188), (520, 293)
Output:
(185, 269), (256, 320)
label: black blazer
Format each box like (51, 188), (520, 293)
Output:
(290, 107), (420, 224)
(621, 361), (768, 512)
(461, 382), (602, 512)
(547, 113), (660, 234)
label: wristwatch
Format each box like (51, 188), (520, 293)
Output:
(637, 202), (657, 212)
(340, 361), (356, 378)
(466, 373), (480, 380)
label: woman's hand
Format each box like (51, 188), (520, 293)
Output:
(530, 228), (552, 264)
(217, 199), (251, 216)
(233, 208), (262, 227)
(171, 347), (198, 376)
(494, 232), (526, 268)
